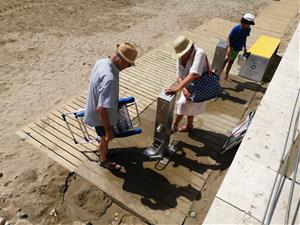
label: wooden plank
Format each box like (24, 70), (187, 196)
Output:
(120, 73), (166, 93)
(40, 115), (98, 152)
(26, 122), (86, 163)
(17, 130), (77, 172)
(21, 125), (82, 168)
(38, 118), (99, 162)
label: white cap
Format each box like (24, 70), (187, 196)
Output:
(242, 13), (255, 25)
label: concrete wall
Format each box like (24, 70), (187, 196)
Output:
(203, 24), (300, 224)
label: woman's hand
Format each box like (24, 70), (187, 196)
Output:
(165, 86), (179, 95)
(182, 88), (191, 101)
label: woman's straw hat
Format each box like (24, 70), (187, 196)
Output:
(117, 42), (138, 65)
(173, 36), (194, 58)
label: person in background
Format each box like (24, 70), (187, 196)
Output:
(84, 43), (138, 171)
(223, 13), (255, 81)
(165, 36), (209, 133)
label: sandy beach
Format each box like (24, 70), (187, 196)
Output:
(0, 0), (274, 224)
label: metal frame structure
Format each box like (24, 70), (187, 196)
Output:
(221, 110), (256, 154)
(61, 96), (141, 144)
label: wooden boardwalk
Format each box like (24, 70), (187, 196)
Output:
(17, 0), (299, 224)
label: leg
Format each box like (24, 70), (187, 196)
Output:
(179, 116), (194, 132)
(99, 136), (109, 162)
(187, 116), (194, 127)
(95, 126), (121, 171)
(224, 60), (234, 81)
(171, 114), (184, 133)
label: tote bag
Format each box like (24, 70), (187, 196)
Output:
(187, 57), (222, 102)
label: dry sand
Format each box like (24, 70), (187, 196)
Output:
(0, 0), (272, 224)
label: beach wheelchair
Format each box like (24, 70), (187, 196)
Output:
(61, 96), (142, 144)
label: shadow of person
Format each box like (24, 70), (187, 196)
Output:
(223, 79), (267, 93)
(186, 128), (239, 171)
(109, 147), (201, 210)
(218, 90), (248, 105)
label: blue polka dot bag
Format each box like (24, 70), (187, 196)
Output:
(187, 57), (223, 102)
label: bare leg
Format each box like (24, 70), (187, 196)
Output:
(187, 116), (194, 128)
(99, 136), (109, 162)
(171, 114), (184, 133)
(179, 116), (194, 132)
(224, 60), (234, 81)
(173, 114), (184, 127)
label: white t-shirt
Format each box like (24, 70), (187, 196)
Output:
(175, 46), (208, 116)
(176, 47), (208, 79)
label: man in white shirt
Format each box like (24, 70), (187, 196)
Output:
(85, 43), (138, 170)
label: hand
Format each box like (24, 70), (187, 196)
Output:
(244, 48), (248, 55)
(165, 86), (179, 95)
(182, 88), (191, 101)
(225, 54), (229, 61)
(105, 128), (114, 141)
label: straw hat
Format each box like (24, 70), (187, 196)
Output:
(173, 36), (194, 58)
(116, 42), (138, 65)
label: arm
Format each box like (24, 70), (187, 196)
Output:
(96, 107), (114, 141)
(177, 73), (198, 90)
(177, 77), (183, 85)
(225, 37), (231, 60)
(243, 41), (247, 54)
(165, 73), (199, 94)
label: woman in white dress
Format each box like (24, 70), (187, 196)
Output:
(166, 36), (208, 132)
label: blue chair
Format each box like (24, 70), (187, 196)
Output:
(62, 96), (142, 144)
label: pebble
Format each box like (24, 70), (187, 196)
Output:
(85, 222), (92, 225)
(50, 209), (58, 217)
(4, 221), (9, 225)
(19, 212), (28, 219)
(0, 172), (3, 178)
(189, 210), (197, 218)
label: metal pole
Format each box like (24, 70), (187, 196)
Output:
(262, 90), (300, 225)
(291, 198), (300, 225)
(284, 145), (300, 225)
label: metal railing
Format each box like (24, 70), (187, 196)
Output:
(262, 89), (300, 225)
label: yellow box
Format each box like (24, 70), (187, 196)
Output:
(249, 35), (281, 59)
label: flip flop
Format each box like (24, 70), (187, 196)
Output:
(99, 160), (121, 171)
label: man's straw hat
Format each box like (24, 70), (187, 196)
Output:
(116, 42), (138, 65)
(173, 36), (194, 58)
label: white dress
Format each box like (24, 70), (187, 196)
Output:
(176, 47), (208, 116)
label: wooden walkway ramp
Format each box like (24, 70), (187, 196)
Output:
(17, 0), (299, 224)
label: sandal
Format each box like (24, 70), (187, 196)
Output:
(99, 160), (121, 171)
(178, 125), (193, 132)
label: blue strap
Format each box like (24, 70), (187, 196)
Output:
(74, 110), (85, 118)
(115, 128), (142, 138)
(118, 96), (135, 106)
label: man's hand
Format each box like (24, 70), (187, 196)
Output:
(182, 88), (191, 101)
(105, 128), (114, 141)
